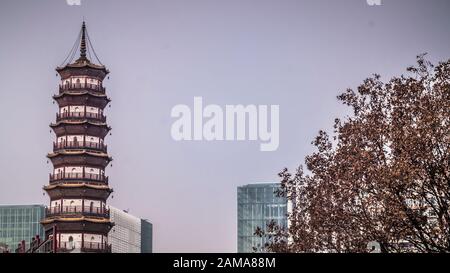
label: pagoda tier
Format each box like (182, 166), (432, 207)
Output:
(52, 139), (108, 153)
(44, 183), (113, 200)
(53, 92), (111, 109)
(48, 173), (109, 186)
(42, 218), (112, 234)
(41, 218), (113, 253)
(50, 121), (111, 138)
(42, 21), (113, 253)
(56, 62), (109, 80)
(48, 151), (112, 168)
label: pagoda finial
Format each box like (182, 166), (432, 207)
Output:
(79, 21), (88, 61)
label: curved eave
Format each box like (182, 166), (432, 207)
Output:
(55, 60), (110, 81)
(56, 62), (109, 74)
(50, 120), (110, 128)
(41, 216), (112, 225)
(47, 150), (112, 160)
(53, 91), (110, 100)
(43, 183), (112, 191)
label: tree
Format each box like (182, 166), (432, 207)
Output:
(259, 55), (450, 253)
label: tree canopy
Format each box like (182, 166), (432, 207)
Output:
(261, 55), (450, 253)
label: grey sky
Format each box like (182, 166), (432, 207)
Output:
(0, 0), (449, 252)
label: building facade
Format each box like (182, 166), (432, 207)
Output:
(0, 205), (46, 252)
(140, 219), (153, 253)
(237, 183), (287, 253)
(41, 21), (113, 253)
(108, 207), (153, 253)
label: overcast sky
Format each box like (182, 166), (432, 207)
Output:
(0, 0), (449, 252)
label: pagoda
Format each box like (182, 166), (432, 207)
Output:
(41, 22), (113, 253)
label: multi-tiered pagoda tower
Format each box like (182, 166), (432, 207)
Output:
(41, 22), (113, 253)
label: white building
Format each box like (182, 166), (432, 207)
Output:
(108, 207), (153, 253)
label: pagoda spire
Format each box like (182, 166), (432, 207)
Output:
(58, 21), (107, 67)
(78, 21), (88, 62)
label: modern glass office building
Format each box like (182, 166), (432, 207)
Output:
(237, 183), (288, 253)
(140, 219), (153, 253)
(108, 206), (153, 253)
(0, 205), (46, 251)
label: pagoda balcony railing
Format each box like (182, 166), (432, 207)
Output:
(59, 83), (105, 93)
(46, 206), (110, 218)
(82, 242), (112, 253)
(56, 112), (106, 122)
(57, 242), (111, 253)
(49, 173), (108, 184)
(53, 140), (107, 152)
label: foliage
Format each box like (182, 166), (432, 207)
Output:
(259, 55), (450, 253)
